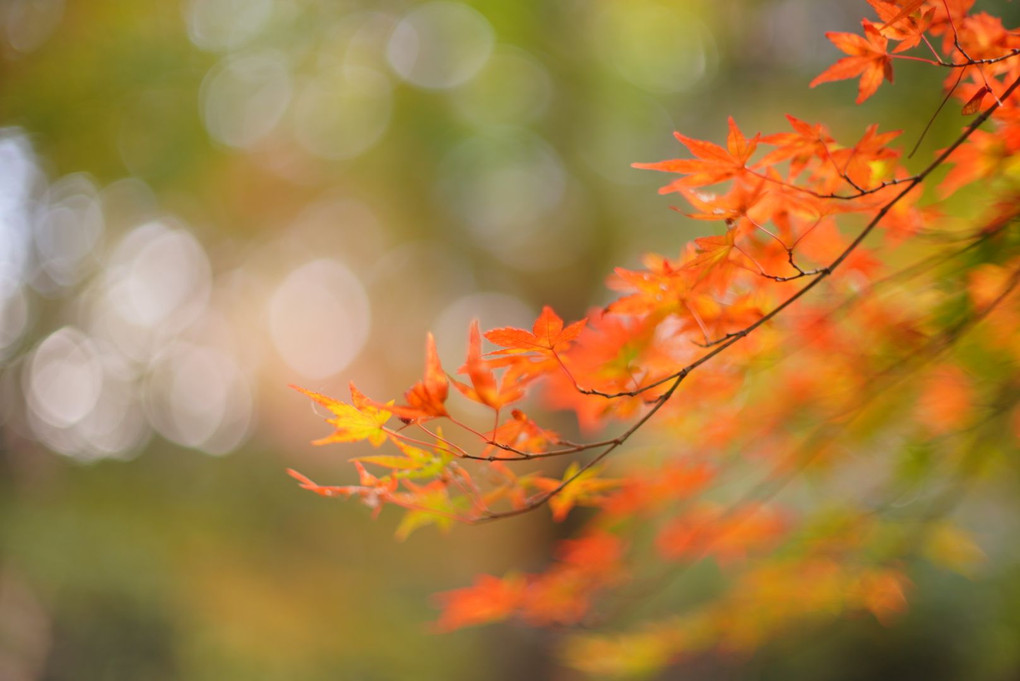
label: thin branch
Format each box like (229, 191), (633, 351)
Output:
(467, 73), (1020, 521)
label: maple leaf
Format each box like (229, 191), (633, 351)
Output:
(632, 117), (760, 189)
(533, 463), (622, 522)
(758, 115), (836, 178)
(829, 123), (902, 191)
(288, 464), (398, 516)
(452, 321), (526, 410)
(685, 228), (738, 275)
(433, 574), (526, 632)
(485, 306), (586, 357)
(519, 571), (592, 625)
(484, 409), (559, 456)
(292, 383), (392, 447)
(953, 12), (1020, 61)
(606, 254), (695, 318)
(353, 439), (452, 481)
(286, 468), (358, 498)
(678, 177), (767, 224)
(602, 461), (714, 516)
(938, 129), (1007, 197)
(556, 530), (626, 581)
(914, 364), (974, 435)
(539, 311), (670, 431)
(868, 0), (934, 52)
(860, 175), (931, 242)
(811, 20), (893, 103)
(390, 332), (449, 422)
(873, 0), (925, 30)
(961, 85), (989, 115)
(656, 503), (786, 565)
(393, 478), (466, 539)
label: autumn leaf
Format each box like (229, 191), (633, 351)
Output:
(606, 254), (696, 318)
(632, 117), (760, 189)
(868, 0), (934, 52)
(758, 115), (836, 178)
(914, 364), (974, 434)
(355, 439), (454, 484)
(484, 409), (559, 456)
(286, 468), (358, 498)
(961, 85), (989, 115)
(292, 383), (392, 447)
(828, 123), (902, 191)
(452, 320), (526, 409)
(394, 479), (467, 540)
(874, 0), (925, 30)
(288, 464), (398, 516)
(811, 20), (893, 103)
(533, 463), (622, 522)
(556, 530), (626, 580)
(485, 306), (586, 357)
(656, 503), (786, 565)
(678, 177), (767, 226)
(684, 229), (738, 275)
(602, 461), (714, 516)
(519, 571), (592, 626)
(389, 332), (450, 422)
(938, 129), (1007, 197)
(433, 574), (526, 632)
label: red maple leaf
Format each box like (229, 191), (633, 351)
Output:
(811, 20), (893, 103)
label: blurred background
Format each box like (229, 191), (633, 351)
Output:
(2, 1), (1018, 679)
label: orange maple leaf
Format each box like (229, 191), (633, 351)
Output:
(678, 177), (767, 224)
(811, 20), (893, 103)
(452, 321), (526, 410)
(828, 123), (902, 192)
(685, 229), (739, 275)
(914, 364), (975, 435)
(607, 254), (695, 318)
(484, 409), (558, 456)
(632, 117), (760, 189)
(656, 503), (786, 565)
(602, 461), (714, 516)
(758, 115), (836, 178)
(485, 306), (586, 357)
(868, 0), (935, 53)
(287, 468), (358, 498)
(433, 574), (526, 632)
(938, 129), (1008, 197)
(390, 332), (449, 422)
(519, 571), (592, 626)
(873, 0), (926, 30)
(287, 464), (397, 516)
(556, 530), (626, 580)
